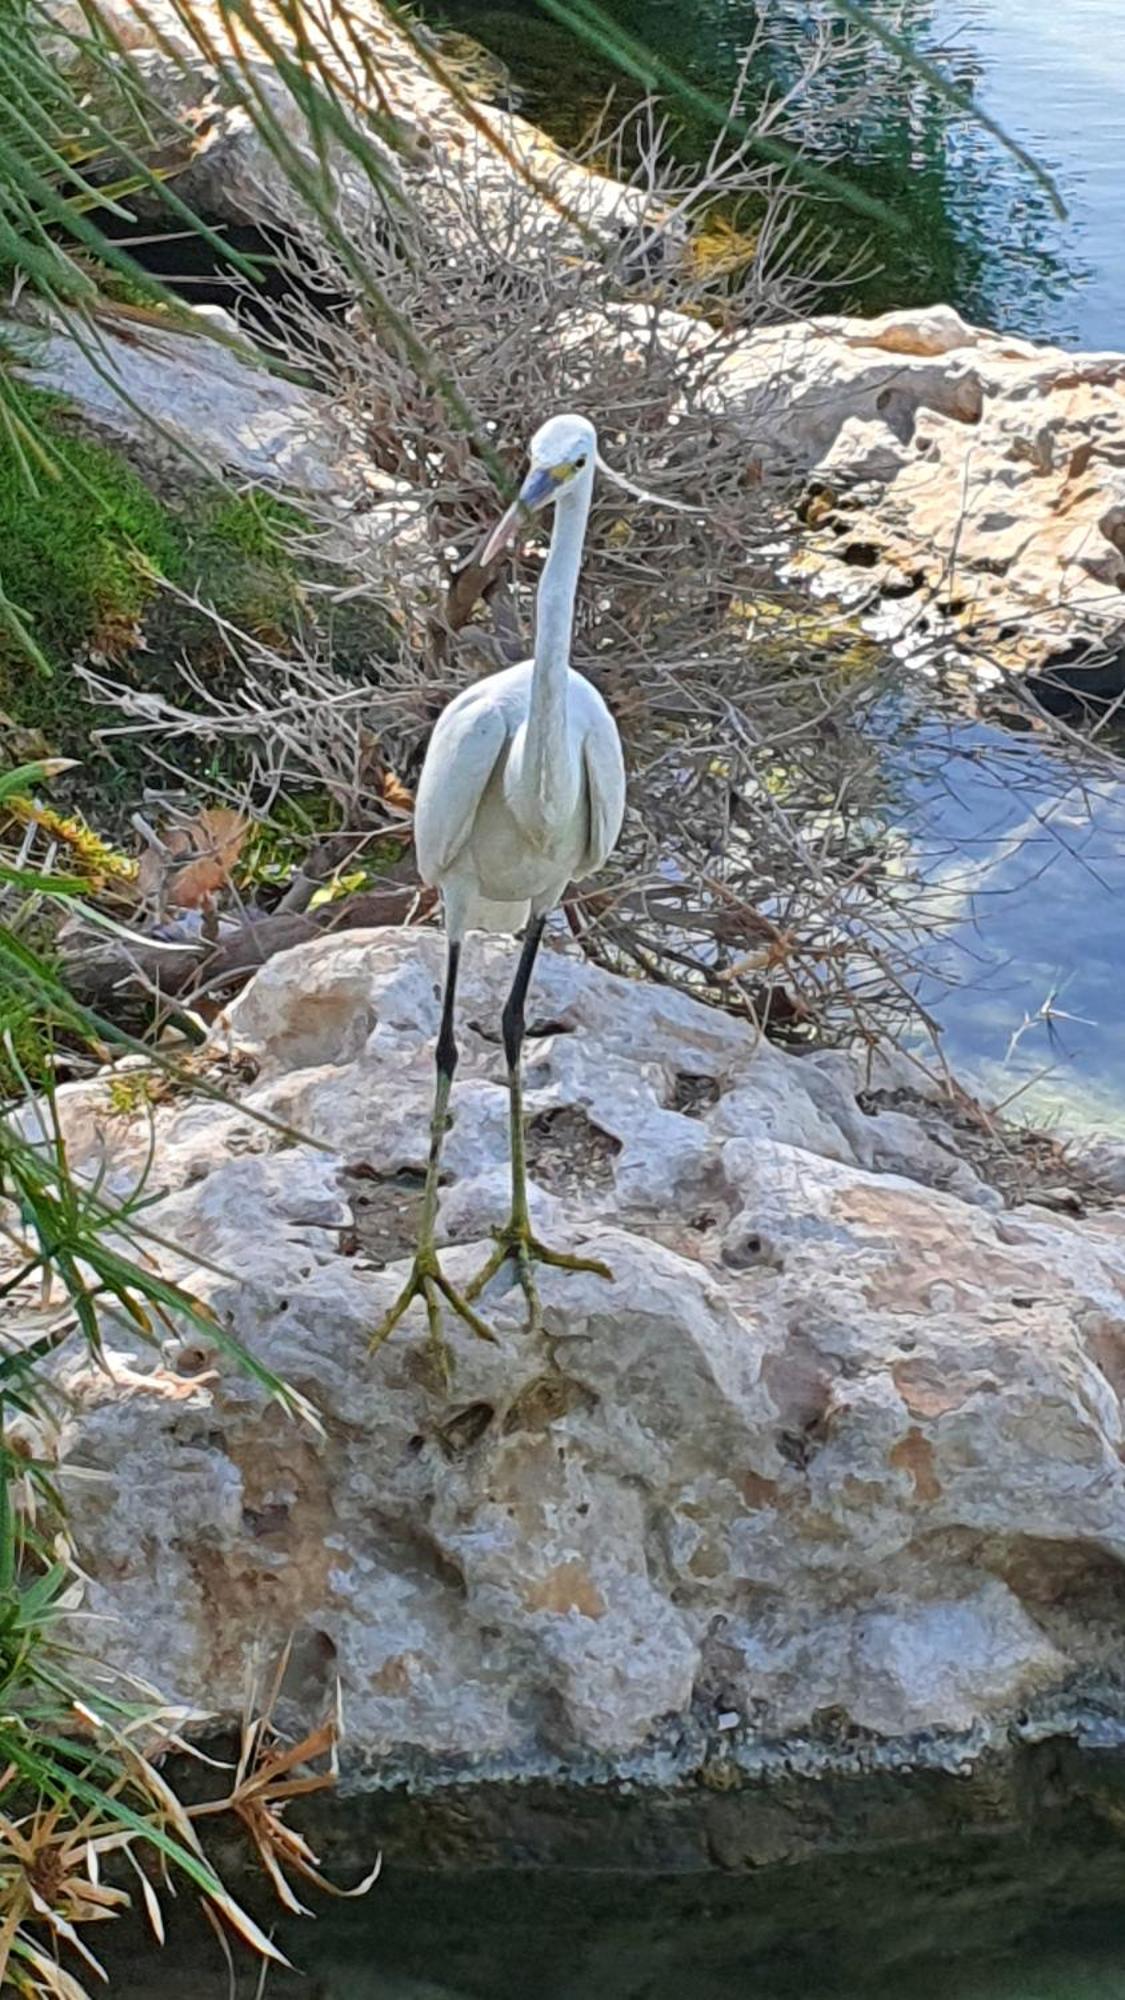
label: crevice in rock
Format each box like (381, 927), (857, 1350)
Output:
(721, 1223), (784, 1273)
(344, 1163), (428, 1266)
(502, 1374), (598, 1435)
(369, 1510), (468, 1596)
(525, 1106), (621, 1197)
(468, 1013), (576, 1044)
(668, 1072), (722, 1117)
(436, 1401), (496, 1460)
(763, 1333), (834, 1467)
(277, 1623), (338, 1715)
(986, 1535), (1125, 1620)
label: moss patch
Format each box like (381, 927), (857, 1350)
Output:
(174, 489), (308, 639)
(0, 388), (183, 709)
(0, 390), (316, 803)
(0, 384), (405, 842)
(0, 397), (310, 701)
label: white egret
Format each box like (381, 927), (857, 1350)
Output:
(372, 412), (625, 1371)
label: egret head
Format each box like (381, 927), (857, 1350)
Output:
(479, 413), (597, 566)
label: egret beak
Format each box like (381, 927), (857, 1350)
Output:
(477, 499), (521, 568)
(477, 462), (560, 566)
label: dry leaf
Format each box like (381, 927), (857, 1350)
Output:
(376, 766), (414, 816)
(161, 808), (249, 909)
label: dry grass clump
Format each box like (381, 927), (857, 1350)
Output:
(0, 1674), (375, 1997)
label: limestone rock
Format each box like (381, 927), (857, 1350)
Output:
(17, 929), (1125, 1769)
(48, 0), (651, 258)
(565, 297), (1125, 679)
(19, 312), (357, 495)
(708, 305), (1125, 680)
(11, 305), (425, 568)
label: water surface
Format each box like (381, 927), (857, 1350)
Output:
(894, 714), (1125, 1130)
(422, 0), (1125, 348)
(100, 1841), (1125, 1998)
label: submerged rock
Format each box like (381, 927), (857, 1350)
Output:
(32, 929), (1125, 1775)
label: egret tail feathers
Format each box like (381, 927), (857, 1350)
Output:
(458, 894), (532, 935)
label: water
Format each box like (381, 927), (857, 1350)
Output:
(950, 0), (1125, 351)
(96, 1836), (1125, 1998)
(893, 713), (1125, 1130)
(422, 0), (1125, 351)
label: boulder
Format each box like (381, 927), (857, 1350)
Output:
(595, 299), (1125, 681)
(18, 310), (360, 495)
(18, 928), (1125, 1775)
(773, 308), (1125, 690)
(47, 0), (653, 257)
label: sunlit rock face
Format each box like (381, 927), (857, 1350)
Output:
(32, 928), (1125, 1769)
(716, 304), (1125, 688)
(583, 296), (1125, 685)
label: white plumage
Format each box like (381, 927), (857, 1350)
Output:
(414, 656), (625, 935)
(413, 413), (625, 940)
(372, 411), (624, 1371)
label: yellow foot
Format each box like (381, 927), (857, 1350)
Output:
(370, 1245), (498, 1386)
(463, 1221), (612, 1333)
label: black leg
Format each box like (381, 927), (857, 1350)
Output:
(436, 939), (460, 1088)
(501, 915), (545, 1074)
(465, 913), (612, 1328)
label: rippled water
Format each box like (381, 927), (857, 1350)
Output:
(421, 0), (1125, 349)
(891, 714), (1125, 1129)
(954, 0), (1125, 351)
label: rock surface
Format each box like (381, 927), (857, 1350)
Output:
(727, 304), (1125, 685)
(48, 0), (652, 256)
(20, 310), (361, 495)
(581, 298), (1125, 682)
(22, 928), (1125, 1770)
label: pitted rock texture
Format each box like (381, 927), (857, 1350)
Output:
(752, 306), (1125, 682)
(26, 930), (1125, 1762)
(584, 298), (1125, 680)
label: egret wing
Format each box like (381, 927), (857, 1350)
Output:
(413, 693), (510, 884)
(578, 711), (627, 876)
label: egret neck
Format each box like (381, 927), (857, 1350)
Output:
(512, 460), (594, 840)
